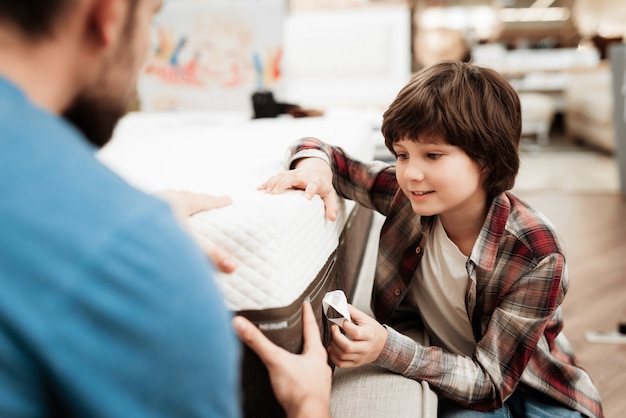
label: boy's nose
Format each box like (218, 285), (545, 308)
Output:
(404, 163), (425, 181)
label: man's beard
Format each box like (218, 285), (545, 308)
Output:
(62, 92), (130, 149)
(62, 0), (140, 149)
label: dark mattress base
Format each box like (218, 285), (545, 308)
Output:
(235, 204), (374, 418)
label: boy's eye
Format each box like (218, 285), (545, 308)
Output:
(395, 153), (408, 161)
(427, 153), (442, 160)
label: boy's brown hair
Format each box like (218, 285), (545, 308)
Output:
(382, 61), (521, 197)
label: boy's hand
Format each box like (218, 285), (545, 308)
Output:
(328, 304), (388, 368)
(233, 302), (331, 418)
(258, 157), (338, 221)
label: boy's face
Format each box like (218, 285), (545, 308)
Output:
(392, 137), (488, 220)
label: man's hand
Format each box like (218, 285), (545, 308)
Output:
(328, 304), (388, 368)
(258, 157), (338, 221)
(156, 189), (232, 217)
(155, 190), (236, 273)
(232, 302), (331, 418)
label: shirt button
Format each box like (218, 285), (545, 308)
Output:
(394, 289), (401, 296)
(415, 247), (421, 254)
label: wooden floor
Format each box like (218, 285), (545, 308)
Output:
(515, 192), (626, 418)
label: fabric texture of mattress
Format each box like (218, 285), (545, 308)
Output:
(189, 191), (352, 312)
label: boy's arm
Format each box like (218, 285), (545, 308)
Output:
(262, 137), (398, 218)
(372, 254), (577, 411)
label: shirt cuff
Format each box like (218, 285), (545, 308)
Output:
(374, 325), (424, 377)
(289, 149), (330, 169)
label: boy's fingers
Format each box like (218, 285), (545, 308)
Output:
(303, 181), (336, 221)
(321, 192), (338, 221)
(303, 180), (320, 200)
(258, 173), (287, 193)
(346, 304), (365, 321)
(340, 319), (360, 340)
(330, 324), (353, 350)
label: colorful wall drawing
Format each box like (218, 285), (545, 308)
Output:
(138, 0), (285, 112)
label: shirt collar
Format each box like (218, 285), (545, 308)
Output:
(0, 74), (97, 153)
(0, 75), (28, 103)
(469, 193), (511, 271)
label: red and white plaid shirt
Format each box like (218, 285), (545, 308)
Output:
(291, 137), (603, 418)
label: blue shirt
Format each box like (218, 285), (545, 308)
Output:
(0, 77), (240, 417)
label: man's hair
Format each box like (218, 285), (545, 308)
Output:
(0, 0), (75, 39)
(0, 0), (138, 39)
(382, 61), (521, 197)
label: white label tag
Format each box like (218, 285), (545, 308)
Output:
(322, 290), (352, 327)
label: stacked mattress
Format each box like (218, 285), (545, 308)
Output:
(99, 110), (378, 417)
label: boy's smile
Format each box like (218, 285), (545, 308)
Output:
(408, 190), (435, 202)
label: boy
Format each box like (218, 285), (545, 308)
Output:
(260, 61), (603, 417)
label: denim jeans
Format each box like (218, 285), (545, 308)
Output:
(438, 388), (584, 418)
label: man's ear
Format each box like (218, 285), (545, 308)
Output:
(84, 0), (127, 48)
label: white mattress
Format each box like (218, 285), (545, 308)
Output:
(189, 192), (349, 310)
(99, 110), (377, 311)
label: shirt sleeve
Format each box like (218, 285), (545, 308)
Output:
(375, 253), (566, 411)
(288, 137), (399, 216)
(291, 148), (330, 166)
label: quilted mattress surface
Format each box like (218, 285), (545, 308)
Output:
(189, 191), (352, 310)
(99, 110), (377, 311)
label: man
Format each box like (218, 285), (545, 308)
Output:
(0, 1), (330, 417)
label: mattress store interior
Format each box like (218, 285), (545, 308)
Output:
(95, 0), (626, 417)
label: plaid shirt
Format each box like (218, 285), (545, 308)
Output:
(291, 138), (603, 418)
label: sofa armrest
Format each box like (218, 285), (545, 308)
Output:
(331, 364), (438, 418)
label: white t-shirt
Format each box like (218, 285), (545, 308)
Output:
(407, 217), (476, 357)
